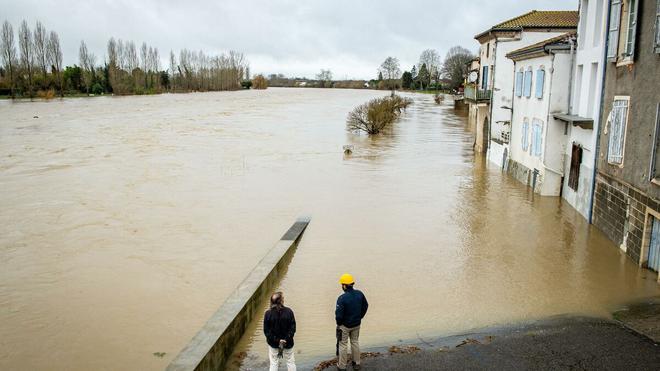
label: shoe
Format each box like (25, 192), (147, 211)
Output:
(352, 361), (361, 370)
(337, 367), (347, 371)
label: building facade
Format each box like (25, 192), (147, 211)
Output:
(553, 0), (609, 220)
(592, 0), (660, 277)
(471, 11), (579, 168)
(506, 33), (577, 196)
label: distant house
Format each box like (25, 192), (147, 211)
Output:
(592, 0), (660, 276)
(469, 10), (579, 166)
(506, 32), (577, 196)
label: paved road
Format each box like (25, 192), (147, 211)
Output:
(314, 316), (660, 370)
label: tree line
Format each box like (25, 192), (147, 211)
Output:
(378, 46), (475, 92)
(0, 19), (249, 98)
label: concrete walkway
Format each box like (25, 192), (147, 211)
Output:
(313, 315), (660, 370)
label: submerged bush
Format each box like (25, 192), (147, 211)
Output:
(346, 95), (413, 134)
(252, 74), (268, 90)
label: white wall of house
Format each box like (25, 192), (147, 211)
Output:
(561, 0), (607, 219)
(509, 51), (573, 196)
(478, 39), (495, 90)
(486, 30), (570, 167)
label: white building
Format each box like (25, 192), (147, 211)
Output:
(506, 33), (577, 196)
(472, 10), (579, 167)
(553, 0), (608, 220)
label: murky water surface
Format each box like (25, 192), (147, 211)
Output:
(1, 88), (658, 370)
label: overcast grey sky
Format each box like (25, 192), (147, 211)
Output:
(2, 0), (577, 79)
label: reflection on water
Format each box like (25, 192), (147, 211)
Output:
(0, 89), (658, 371)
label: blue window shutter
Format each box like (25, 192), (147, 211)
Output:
(608, 0), (622, 61)
(521, 120), (529, 151)
(524, 70), (533, 97)
(515, 72), (523, 97)
(625, 0), (640, 58)
(531, 120), (543, 156)
(482, 66), (488, 89)
(535, 70), (545, 98)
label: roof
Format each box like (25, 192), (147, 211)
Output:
(475, 10), (579, 40)
(506, 31), (577, 60)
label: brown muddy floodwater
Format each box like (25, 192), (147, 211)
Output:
(1, 88), (659, 371)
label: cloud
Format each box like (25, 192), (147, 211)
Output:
(1, 0), (577, 79)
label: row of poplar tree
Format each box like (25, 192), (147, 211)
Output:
(0, 19), (250, 98)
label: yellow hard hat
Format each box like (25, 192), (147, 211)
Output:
(339, 273), (355, 285)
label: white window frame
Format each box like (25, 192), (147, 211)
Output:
(523, 69), (533, 98)
(521, 118), (530, 151)
(531, 119), (544, 157)
(607, 96), (630, 166)
(535, 68), (545, 99)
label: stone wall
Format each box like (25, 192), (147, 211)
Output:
(166, 218), (310, 371)
(593, 172), (659, 264)
(506, 159), (548, 194)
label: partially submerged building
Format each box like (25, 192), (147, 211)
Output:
(506, 32), (577, 196)
(470, 10), (579, 166)
(502, 0), (608, 220)
(553, 0), (609, 220)
(592, 0), (660, 275)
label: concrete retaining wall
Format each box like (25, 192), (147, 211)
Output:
(166, 217), (310, 371)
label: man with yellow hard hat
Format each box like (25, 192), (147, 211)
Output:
(335, 273), (368, 370)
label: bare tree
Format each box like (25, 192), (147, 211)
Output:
(379, 56), (401, 94)
(418, 49), (441, 85)
(47, 31), (63, 96)
(169, 50), (177, 91)
(18, 20), (34, 97)
(33, 21), (47, 77)
(315, 69), (333, 88)
(1, 21), (17, 98)
(140, 42), (148, 88)
(347, 95), (412, 134)
(440, 46), (474, 91)
(79, 40), (96, 93)
(126, 41), (138, 72)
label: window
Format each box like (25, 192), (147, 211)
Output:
(482, 65), (489, 89)
(624, 0), (639, 58)
(608, 0), (640, 62)
(568, 144), (583, 190)
(607, 97), (629, 165)
(515, 71), (523, 97)
(651, 103), (660, 181)
(593, 0), (604, 47)
(535, 69), (545, 99)
(607, 0), (622, 61)
(486, 42), (490, 58)
(521, 119), (530, 151)
(531, 119), (543, 157)
(523, 70), (533, 98)
(579, 0), (589, 48)
(655, 0), (660, 53)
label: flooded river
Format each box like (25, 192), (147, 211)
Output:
(1, 88), (659, 370)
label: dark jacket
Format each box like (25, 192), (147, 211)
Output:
(335, 287), (368, 328)
(263, 306), (296, 349)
